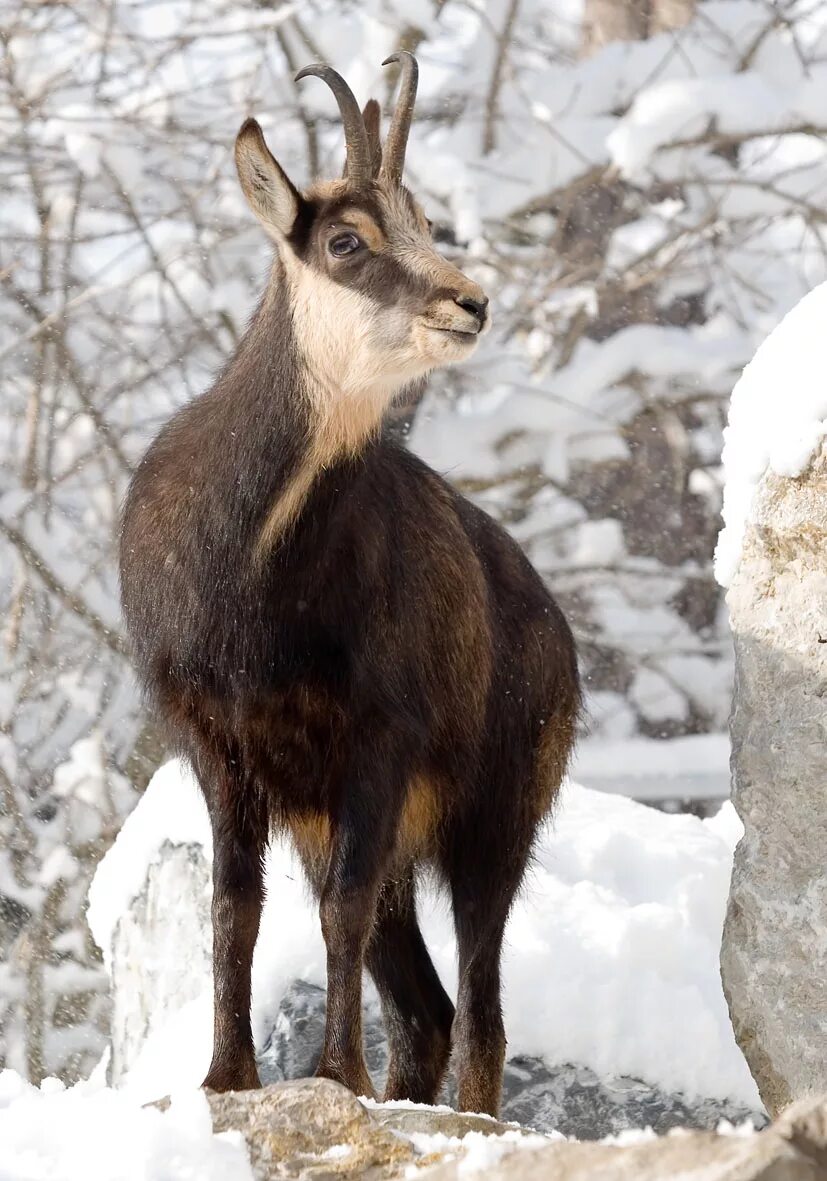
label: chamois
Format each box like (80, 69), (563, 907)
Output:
(119, 52), (580, 1117)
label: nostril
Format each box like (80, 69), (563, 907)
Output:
(455, 294), (489, 325)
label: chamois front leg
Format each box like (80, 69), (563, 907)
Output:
(200, 761), (268, 1093)
(315, 751), (403, 1099)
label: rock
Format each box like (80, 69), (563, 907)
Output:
(500, 1057), (762, 1138)
(260, 980), (764, 1138)
(109, 841), (211, 1082)
(199, 1081), (827, 1181)
(424, 1121), (823, 1181)
(776, 1093), (827, 1172)
(721, 442), (827, 1116)
(369, 1104), (518, 1141)
(205, 1078), (413, 1180)
(259, 980), (392, 1091)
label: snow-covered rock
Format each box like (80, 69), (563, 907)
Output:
(721, 440), (827, 1117)
(203, 1082), (827, 1181)
(89, 759), (763, 1134)
(108, 843), (211, 1083)
(715, 281), (827, 589)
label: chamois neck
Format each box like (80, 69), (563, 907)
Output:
(274, 248), (404, 427)
(244, 261), (394, 562)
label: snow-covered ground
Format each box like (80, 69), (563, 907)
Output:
(0, 1071), (254, 1181)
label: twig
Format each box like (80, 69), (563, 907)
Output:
(483, 0), (520, 155)
(0, 518), (127, 659)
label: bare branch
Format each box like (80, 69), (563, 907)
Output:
(0, 518), (127, 659)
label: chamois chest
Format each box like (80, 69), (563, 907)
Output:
(121, 415), (486, 732)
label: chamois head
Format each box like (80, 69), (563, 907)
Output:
(234, 53), (489, 401)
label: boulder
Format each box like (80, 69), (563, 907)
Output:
(109, 841), (211, 1081)
(198, 1080), (827, 1181)
(721, 442), (827, 1116)
(205, 1078), (414, 1180)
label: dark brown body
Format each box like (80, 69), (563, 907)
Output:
(120, 59), (580, 1116)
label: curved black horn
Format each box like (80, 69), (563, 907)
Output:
(295, 63), (371, 184)
(381, 51), (419, 185)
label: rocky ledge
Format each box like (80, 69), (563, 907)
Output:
(201, 1078), (827, 1181)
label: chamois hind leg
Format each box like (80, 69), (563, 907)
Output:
(365, 870), (455, 1104)
(314, 739), (407, 1099)
(196, 747), (268, 1092)
(444, 818), (533, 1117)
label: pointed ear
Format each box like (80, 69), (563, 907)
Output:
(235, 118), (301, 238)
(363, 99), (383, 177)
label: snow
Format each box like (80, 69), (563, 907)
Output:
(89, 758), (759, 1111)
(715, 281), (827, 587)
(573, 734), (732, 801)
(87, 759), (211, 970)
(608, 73), (787, 178)
(0, 1069), (557, 1181)
(0, 1070), (254, 1181)
(630, 667), (688, 725)
(360, 1096), (459, 1115)
(400, 1127), (553, 1174)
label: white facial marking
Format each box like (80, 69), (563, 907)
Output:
(254, 185), (488, 560)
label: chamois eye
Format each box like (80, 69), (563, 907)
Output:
(329, 232), (362, 258)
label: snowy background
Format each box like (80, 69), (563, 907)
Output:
(3, 0), (827, 1103)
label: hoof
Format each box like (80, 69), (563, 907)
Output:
(315, 1059), (377, 1102)
(202, 1060), (262, 1092)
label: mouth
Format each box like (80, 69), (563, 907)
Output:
(426, 325), (479, 341)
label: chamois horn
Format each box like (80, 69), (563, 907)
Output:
(295, 63), (372, 185)
(381, 51), (419, 185)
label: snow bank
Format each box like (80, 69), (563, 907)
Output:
(0, 1069), (253, 1181)
(88, 759), (759, 1110)
(715, 281), (827, 586)
(87, 759), (210, 970)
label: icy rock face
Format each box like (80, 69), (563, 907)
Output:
(721, 441), (827, 1117)
(109, 841), (211, 1082)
